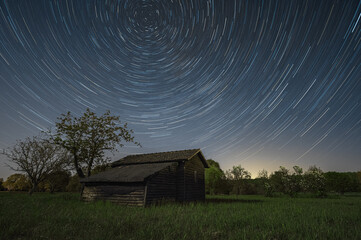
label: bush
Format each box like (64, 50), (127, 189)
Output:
(3, 174), (31, 191)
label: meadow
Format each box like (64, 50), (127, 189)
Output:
(1, 192), (361, 240)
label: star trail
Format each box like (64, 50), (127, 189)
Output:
(0, 0), (360, 178)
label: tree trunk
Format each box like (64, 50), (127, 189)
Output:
(73, 154), (85, 178)
(87, 157), (94, 177)
(87, 166), (91, 177)
(29, 182), (37, 195)
(50, 184), (55, 194)
(80, 183), (85, 199)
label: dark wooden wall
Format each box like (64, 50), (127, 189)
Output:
(176, 161), (185, 201)
(185, 153), (206, 201)
(146, 154), (206, 204)
(177, 153), (206, 202)
(145, 163), (178, 205)
(82, 183), (145, 206)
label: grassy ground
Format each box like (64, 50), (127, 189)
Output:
(1, 192), (361, 240)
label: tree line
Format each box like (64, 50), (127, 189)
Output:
(205, 159), (361, 197)
(2, 157), (360, 197)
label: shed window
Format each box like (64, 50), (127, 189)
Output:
(194, 171), (197, 183)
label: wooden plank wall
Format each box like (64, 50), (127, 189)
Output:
(176, 161), (185, 201)
(146, 163), (178, 205)
(82, 184), (145, 206)
(183, 154), (206, 201)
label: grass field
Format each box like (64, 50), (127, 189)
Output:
(1, 192), (361, 240)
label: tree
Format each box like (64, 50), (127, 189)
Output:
(205, 159), (225, 195)
(269, 166), (303, 197)
(289, 166), (303, 196)
(50, 109), (140, 178)
(226, 165), (251, 195)
(206, 159), (221, 169)
(303, 165), (326, 197)
(269, 170), (284, 193)
(269, 166), (289, 195)
(3, 174), (31, 191)
(226, 165), (251, 181)
(3, 136), (67, 194)
(257, 169), (274, 197)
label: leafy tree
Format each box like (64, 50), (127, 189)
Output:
(206, 159), (221, 169)
(256, 169), (274, 197)
(269, 166), (288, 194)
(205, 160), (224, 195)
(303, 165), (326, 197)
(50, 108), (140, 178)
(289, 166), (303, 196)
(205, 160), (232, 195)
(226, 165), (251, 181)
(269, 166), (303, 197)
(226, 165), (251, 195)
(3, 174), (31, 191)
(3, 136), (68, 194)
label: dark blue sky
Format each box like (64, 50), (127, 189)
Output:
(1, 0), (360, 178)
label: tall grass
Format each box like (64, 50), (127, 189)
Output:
(1, 193), (360, 239)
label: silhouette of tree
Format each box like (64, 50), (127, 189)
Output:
(49, 108), (140, 178)
(4, 136), (67, 194)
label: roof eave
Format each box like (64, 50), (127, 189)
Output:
(80, 179), (145, 184)
(188, 149), (209, 168)
(111, 159), (185, 167)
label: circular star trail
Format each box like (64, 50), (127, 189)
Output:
(0, 0), (360, 177)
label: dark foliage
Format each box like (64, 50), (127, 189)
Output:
(324, 172), (361, 194)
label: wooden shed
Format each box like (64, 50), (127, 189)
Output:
(80, 149), (209, 206)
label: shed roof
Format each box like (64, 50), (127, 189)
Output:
(80, 162), (175, 183)
(111, 149), (208, 167)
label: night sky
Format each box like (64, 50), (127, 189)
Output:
(1, 0), (360, 178)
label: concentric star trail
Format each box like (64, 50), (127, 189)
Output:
(0, 0), (360, 177)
